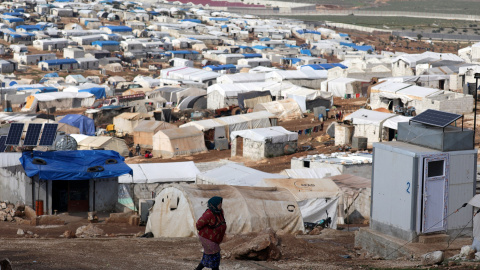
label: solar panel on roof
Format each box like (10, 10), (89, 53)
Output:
(5, 123), (25, 145)
(0, 136), (7, 152)
(38, 123), (58, 146)
(410, 109), (462, 128)
(23, 123), (43, 146)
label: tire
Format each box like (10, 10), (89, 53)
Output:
(231, 107), (241, 115)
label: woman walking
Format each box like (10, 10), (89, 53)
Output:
(195, 196), (227, 270)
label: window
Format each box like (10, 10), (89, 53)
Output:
(303, 160), (310, 168)
(427, 160), (444, 177)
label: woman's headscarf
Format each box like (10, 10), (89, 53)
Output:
(208, 196), (223, 214)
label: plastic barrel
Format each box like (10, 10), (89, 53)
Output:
(35, 200), (44, 216)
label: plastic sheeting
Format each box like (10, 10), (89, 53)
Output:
(196, 163), (287, 186)
(230, 126), (298, 143)
(383, 115), (411, 130)
(118, 161), (200, 183)
(152, 126), (207, 158)
(343, 109), (396, 126)
(253, 99), (303, 121)
(59, 114), (95, 135)
(20, 150), (133, 180)
(145, 184), (304, 237)
(281, 168), (342, 179)
(77, 136), (129, 157)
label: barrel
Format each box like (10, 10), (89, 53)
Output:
(35, 200), (44, 216)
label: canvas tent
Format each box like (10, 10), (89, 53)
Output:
(76, 136), (129, 156)
(257, 178), (340, 228)
(118, 162), (200, 184)
(133, 120), (178, 148)
(152, 126), (207, 158)
(145, 184), (304, 237)
(196, 163), (287, 186)
(113, 112), (151, 134)
(22, 92), (95, 112)
(253, 99), (303, 121)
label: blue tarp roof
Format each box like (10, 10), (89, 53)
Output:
(16, 25), (43, 31)
(301, 63), (347, 70)
(180, 19), (201, 23)
(242, 53), (262, 58)
(103, 25), (132, 32)
(300, 49), (311, 56)
(296, 29), (321, 35)
(4, 12), (23, 17)
(44, 72), (59, 78)
(282, 58), (301, 64)
(168, 50), (199, 54)
(209, 17), (229, 21)
(17, 86), (58, 92)
(252, 45), (270, 50)
(12, 8), (25, 13)
(239, 45), (252, 49)
(352, 45), (374, 51)
(40, 59), (78, 65)
(204, 64), (236, 71)
(339, 33), (349, 37)
(285, 44), (299, 48)
(59, 114), (95, 135)
(79, 87), (106, 99)
(20, 150), (133, 181)
(92, 40), (119, 46)
(259, 37), (271, 41)
(4, 17), (24, 22)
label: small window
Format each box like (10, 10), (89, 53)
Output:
(427, 160), (444, 177)
(303, 160), (310, 168)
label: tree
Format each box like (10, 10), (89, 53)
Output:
(417, 34), (423, 41)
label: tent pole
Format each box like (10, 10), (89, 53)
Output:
(32, 177), (35, 211)
(93, 179), (96, 212)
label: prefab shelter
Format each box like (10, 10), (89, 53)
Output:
(230, 126), (298, 160)
(133, 120), (178, 148)
(145, 184), (304, 237)
(76, 136), (129, 156)
(196, 163), (287, 186)
(152, 126), (207, 158)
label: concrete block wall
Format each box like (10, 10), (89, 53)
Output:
(353, 124), (379, 147)
(335, 124), (353, 145)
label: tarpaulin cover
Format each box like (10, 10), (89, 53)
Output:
(59, 114), (95, 135)
(79, 87), (106, 99)
(19, 150), (133, 180)
(237, 90), (271, 109)
(230, 126), (298, 143)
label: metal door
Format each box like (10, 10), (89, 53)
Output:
(422, 154), (449, 233)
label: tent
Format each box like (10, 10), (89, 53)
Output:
(152, 126), (207, 158)
(253, 99), (303, 121)
(76, 136), (129, 156)
(118, 162), (200, 183)
(20, 150), (132, 180)
(145, 184), (304, 237)
(257, 178), (340, 228)
(113, 112), (151, 134)
(59, 114), (95, 135)
(57, 122), (80, 134)
(196, 163), (287, 186)
(133, 120), (178, 148)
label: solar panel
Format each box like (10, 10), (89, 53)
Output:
(0, 136), (7, 152)
(410, 109), (462, 128)
(38, 123), (58, 146)
(5, 123), (25, 145)
(23, 123), (43, 146)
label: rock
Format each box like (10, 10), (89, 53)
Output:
(75, 224), (104, 238)
(448, 261), (457, 266)
(0, 202), (6, 209)
(308, 227), (322, 235)
(88, 212), (98, 223)
(63, 230), (76, 239)
(26, 231), (33, 235)
(460, 245), (475, 257)
(0, 258), (12, 270)
(17, 229), (24, 235)
(421, 251), (444, 266)
(128, 215), (140, 226)
(6, 214), (13, 222)
(0, 211), (6, 221)
(105, 211), (135, 224)
(229, 229), (281, 261)
(33, 234), (39, 238)
(24, 206), (37, 220)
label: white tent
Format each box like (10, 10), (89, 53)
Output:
(145, 184), (304, 237)
(253, 99), (303, 121)
(196, 163), (287, 186)
(230, 126), (298, 144)
(281, 168), (342, 179)
(118, 162), (200, 183)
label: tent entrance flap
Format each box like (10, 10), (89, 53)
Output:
(52, 180), (89, 212)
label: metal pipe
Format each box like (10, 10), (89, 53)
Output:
(474, 73), (480, 146)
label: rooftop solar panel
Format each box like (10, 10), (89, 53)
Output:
(23, 123), (42, 146)
(5, 123), (24, 145)
(0, 136), (7, 152)
(38, 123), (58, 146)
(410, 109), (462, 128)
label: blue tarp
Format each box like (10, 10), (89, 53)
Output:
(180, 19), (201, 23)
(259, 37), (270, 41)
(17, 86), (58, 92)
(252, 45), (269, 50)
(59, 114), (95, 135)
(209, 17), (229, 21)
(16, 25), (43, 31)
(102, 25), (132, 32)
(242, 53), (262, 58)
(285, 44), (299, 48)
(92, 40), (119, 46)
(168, 50), (199, 54)
(296, 29), (321, 35)
(339, 33), (349, 37)
(300, 49), (312, 56)
(40, 59), (78, 65)
(204, 64), (236, 71)
(79, 87), (106, 99)
(4, 12), (24, 17)
(20, 150), (133, 181)
(340, 42), (355, 47)
(301, 63), (347, 70)
(352, 45), (374, 52)
(4, 17), (24, 23)
(44, 72), (59, 77)
(282, 58), (301, 64)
